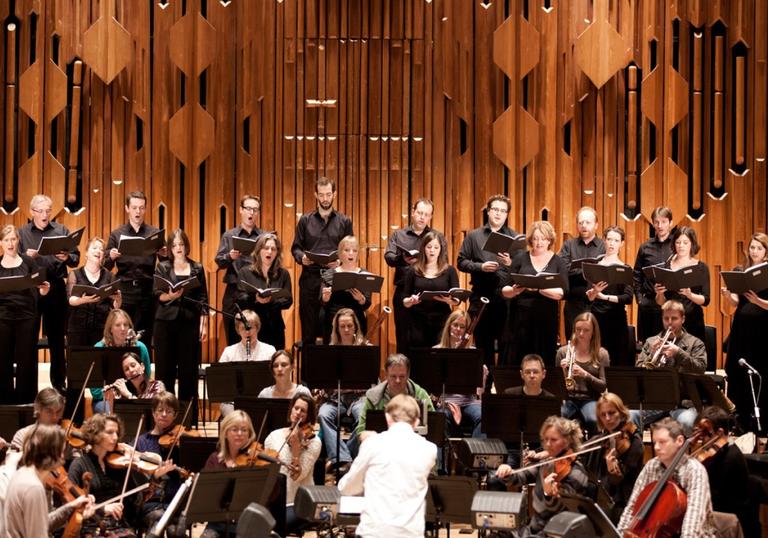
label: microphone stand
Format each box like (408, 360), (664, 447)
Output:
(747, 368), (762, 433)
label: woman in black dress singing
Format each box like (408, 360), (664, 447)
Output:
(586, 226), (633, 366)
(237, 232), (292, 350)
(403, 230), (460, 348)
(722, 232), (768, 431)
(501, 221), (567, 367)
(153, 229), (209, 415)
(654, 226), (709, 341)
(67, 236), (122, 346)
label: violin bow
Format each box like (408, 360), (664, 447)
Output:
(65, 361), (95, 437)
(503, 443), (605, 477)
(118, 416), (144, 505)
(255, 410), (269, 443)
(163, 400), (194, 465)
(580, 430), (623, 450)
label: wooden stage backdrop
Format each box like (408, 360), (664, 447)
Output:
(0, 0), (766, 368)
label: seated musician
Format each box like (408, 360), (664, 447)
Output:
(11, 387), (65, 451)
(104, 352), (166, 412)
(263, 393), (322, 534)
(433, 310), (483, 438)
(317, 308), (368, 474)
(135, 392), (187, 537)
(636, 300), (706, 429)
(257, 350), (312, 399)
(589, 392), (644, 523)
(696, 405), (758, 537)
(356, 353), (434, 443)
(618, 417), (717, 536)
(4, 424), (94, 537)
(68, 414), (142, 536)
(503, 353), (555, 398)
(493, 416), (590, 537)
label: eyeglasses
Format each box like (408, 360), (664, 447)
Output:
(154, 408), (176, 416)
(32, 208), (53, 215)
(241, 206), (260, 213)
(488, 207), (508, 214)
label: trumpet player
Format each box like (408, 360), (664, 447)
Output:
(637, 300), (707, 429)
(556, 312), (609, 432)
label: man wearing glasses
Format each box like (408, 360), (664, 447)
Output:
(215, 194), (263, 345)
(291, 177), (353, 343)
(457, 194), (517, 383)
(19, 195), (80, 392)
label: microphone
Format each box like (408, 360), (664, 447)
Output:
(738, 358), (760, 375)
(234, 304), (251, 331)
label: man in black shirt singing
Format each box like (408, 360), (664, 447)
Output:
(214, 194), (263, 345)
(384, 198), (433, 353)
(632, 206), (674, 342)
(457, 194), (516, 374)
(557, 206), (605, 338)
(19, 194), (80, 392)
(105, 191), (165, 350)
(291, 178), (353, 344)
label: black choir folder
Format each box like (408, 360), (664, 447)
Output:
(231, 236), (257, 256)
(71, 281), (120, 299)
(239, 279), (291, 300)
(721, 262), (768, 294)
(331, 272), (384, 294)
(395, 243), (419, 258)
(36, 226), (86, 255)
(582, 262), (633, 286)
(482, 231), (527, 255)
(117, 229), (165, 256)
(419, 288), (471, 302)
(0, 271), (45, 293)
(569, 254), (605, 271)
(651, 264), (707, 291)
(508, 272), (567, 290)
(305, 250), (338, 265)
(153, 275), (200, 293)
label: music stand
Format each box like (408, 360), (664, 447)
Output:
(178, 436), (218, 473)
(205, 362), (273, 402)
(560, 492), (621, 538)
(409, 348), (484, 396)
(493, 365), (568, 401)
(604, 367), (681, 428)
(481, 395), (561, 443)
(365, 409), (446, 446)
(234, 397), (291, 442)
(426, 476), (477, 536)
(0, 404), (35, 444)
(491, 366), (519, 394)
(680, 373), (733, 413)
(67, 346), (140, 388)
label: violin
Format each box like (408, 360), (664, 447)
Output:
(107, 446), (192, 478)
(45, 467), (92, 538)
(691, 418), (725, 466)
(158, 423), (200, 448)
(541, 449), (576, 496)
(235, 441), (298, 473)
(60, 419), (87, 449)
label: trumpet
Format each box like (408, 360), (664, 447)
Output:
(364, 305), (391, 344)
(564, 341), (576, 390)
(644, 328), (675, 369)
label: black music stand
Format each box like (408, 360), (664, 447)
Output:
(178, 436), (218, 473)
(409, 348), (484, 396)
(426, 476), (477, 537)
(113, 399), (192, 443)
(302, 345), (380, 482)
(234, 397), (291, 442)
(0, 404), (35, 445)
(365, 409), (446, 447)
(604, 367), (681, 428)
(67, 346), (140, 388)
(205, 362), (273, 402)
(491, 366), (519, 394)
(493, 365), (568, 401)
(560, 492), (621, 537)
(680, 372), (733, 413)
(481, 395), (562, 444)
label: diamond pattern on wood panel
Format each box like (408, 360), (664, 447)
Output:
(82, 0), (132, 84)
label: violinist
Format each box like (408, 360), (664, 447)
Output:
(493, 416), (589, 536)
(11, 387), (65, 452)
(4, 424), (94, 537)
(103, 352), (166, 412)
(263, 393), (321, 533)
(696, 406), (758, 537)
(91, 309), (152, 414)
(618, 417), (717, 537)
(135, 392), (187, 537)
(589, 392), (643, 523)
(68, 414), (140, 536)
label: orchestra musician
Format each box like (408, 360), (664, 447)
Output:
(91, 309), (152, 414)
(384, 198), (434, 354)
(291, 177), (353, 344)
(558, 206), (605, 338)
(67, 236), (122, 346)
(19, 194), (80, 394)
(557, 312), (609, 431)
(633, 206), (674, 342)
(236, 232), (292, 350)
(320, 235), (372, 342)
(457, 194), (517, 380)
(11, 387), (65, 452)
(618, 417), (717, 537)
(0, 224), (51, 404)
(104, 352), (166, 412)
(402, 230), (460, 348)
(215, 194), (263, 346)
(493, 416), (590, 537)
(329, 307), (366, 345)
(721, 232), (768, 431)
(153, 229), (208, 422)
(586, 226), (633, 366)
(263, 393), (321, 533)
(257, 350), (311, 399)
(637, 300), (706, 429)
(4, 424), (94, 538)
(501, 220), (568, 367)
(654, 226), (710, 341)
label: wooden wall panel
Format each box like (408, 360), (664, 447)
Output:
(0, 0), (766, 368)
